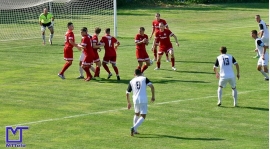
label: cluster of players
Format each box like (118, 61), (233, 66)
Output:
(39, 9), (269, 135)
(54, 13), (180, 81)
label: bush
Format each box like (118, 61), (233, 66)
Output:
(117, 0), (268, 7)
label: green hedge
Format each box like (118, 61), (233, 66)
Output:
(117, 0), (268, 7)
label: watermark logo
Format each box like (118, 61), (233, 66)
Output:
(5, 126), (28, 148)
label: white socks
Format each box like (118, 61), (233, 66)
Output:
(79, 66), (84, 77)
(217, 87), (222, 104)
(42, 35), (45, 42)
(232, 89), (238, 106)
(133, 115), (139, 131)
(133, 117), (145, 131)
(50, 34), (54, 41)
(260, 70), (269, 79)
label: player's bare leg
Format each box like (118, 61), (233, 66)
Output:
(141, 60), (150, 73)
(257, 65), (269, 80)
(165, 53), (170, 62)
(137, 61), (143, 70)
(169, 50), (176, 71)
(155, 54), (162, 70)
(48, 27), (54, 45)
(153, 47), (157, 61)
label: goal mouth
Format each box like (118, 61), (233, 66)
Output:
(0, 0), (116, 42)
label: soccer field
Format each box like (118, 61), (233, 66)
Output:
(0, 3), (269, 149)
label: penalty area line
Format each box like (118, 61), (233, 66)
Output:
(2, 89), (266, 127)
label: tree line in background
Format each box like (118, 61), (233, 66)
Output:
(117, 0), (268, 7)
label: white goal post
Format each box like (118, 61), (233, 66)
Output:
(0, 0), (117, 42)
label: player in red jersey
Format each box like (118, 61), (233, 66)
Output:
(135, 27), (151, 73)
(152, 22), (179, 71)
(150, 13), (170, 62)
(77, 27), (95, 81)
(100, 28), (121, 80)
(92, 27), (105, 79)
(58, 22), (79, 79)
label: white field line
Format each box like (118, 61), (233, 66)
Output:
(1, 89), (266, 128)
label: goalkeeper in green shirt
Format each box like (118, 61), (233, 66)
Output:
(39, 8), (54, 45)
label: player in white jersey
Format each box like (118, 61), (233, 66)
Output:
(254, 15), (269, 58)
(251, 30), (269, 81)
(213, 47), (240, 107)
(77, 27), (95, 79)
(126, 69), (155, 136)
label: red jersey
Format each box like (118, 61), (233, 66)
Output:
(135, 34), (148, 51)
(100, 34), (119, 57)
(92, 34), (99, 52)
(152, 19), (168, 33)
(65, 30), (75, 48)
(155, 29), (174, 50)
(81, 35), (94, 59)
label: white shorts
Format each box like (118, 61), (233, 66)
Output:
(134, 103), (148, 114)
(261, 36), (269, 46)
(258, 53), (269, 66)
(79, 52), (85, 61)
(219, 77), (236, 88)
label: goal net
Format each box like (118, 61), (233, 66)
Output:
(0, 0), (116, 42)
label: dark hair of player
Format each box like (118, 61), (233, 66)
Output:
(67, 22), (73, 27)
(95, 27), (101, 34)
(140, 27), (145, 31)
(105, 28), (110, 34)
(156, 13), (160, 17)
(81, 27), (87, 33)
(220, 46), (227, 54)
(82, 27), (88, 31)
(251, 30), (258, 35)
(135, 69), (142, 75)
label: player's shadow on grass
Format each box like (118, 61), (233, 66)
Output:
(91, 78), (210, 84)
(176, 70), (215, 75)
(176, 60), (214, 64)
(239, 106), (269, 111)
(218, 106), (268, 111)
(136, 134), (224, 141)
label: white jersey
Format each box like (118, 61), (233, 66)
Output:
(255, 37), (268, 56)
(126, 76), (152, 104)
(258, 20), (269, 38)
(214, 54), (237, 79)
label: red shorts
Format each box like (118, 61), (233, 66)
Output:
(82, 56), (94, 66)
(158, 47), (173, 55)
(93, 51), (100, 63)
(136, 49), (149, 62)
(64, 47), (73, 61)
(103, 56), (116, 64)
